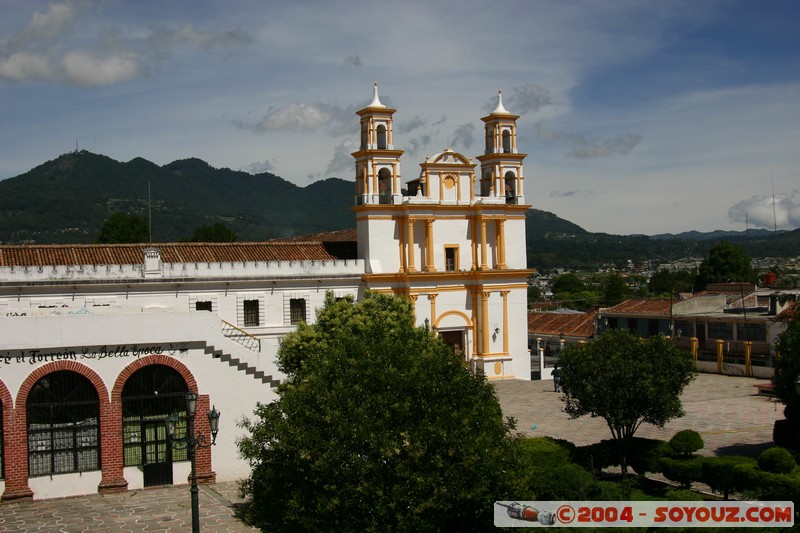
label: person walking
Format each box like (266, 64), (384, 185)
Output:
(552, 363), (561, 393)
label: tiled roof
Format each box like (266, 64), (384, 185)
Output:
(0, 241), (352, 267)
(601, 299), (672, 317)
(269, 228), (357, 243)
(528, 310), (598, 338)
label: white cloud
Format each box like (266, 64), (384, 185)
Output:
(505, 84), (552, 115)
(324, 139), (358, 177)
(175, 24), (253, 49)
(342, 54), (362, 68)
(236, 102), (336, 132)
(0, 3), (251, 85)
(0, 52), (54, 81)
(535, 121), (643, 159)
(62, 50), (138, 85)
(451, 123), (474, 150)
(728, 192), (800, 230)
(242, 159), (276, 174)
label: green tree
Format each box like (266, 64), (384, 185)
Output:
(184, 222), (238, 242)
(558, 329), (696, 475)
(96, 212), (149, 243)
(648, 269), (695, 296)
(551, 272), (585, 294)
(601, 273), (627, 307)
(771, 312), (800, 423)
(237, 292), (516, 532)
(695, 241), (756, 290)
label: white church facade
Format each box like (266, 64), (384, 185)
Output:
(0, 85), (532, 501)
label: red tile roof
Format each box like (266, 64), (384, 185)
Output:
(269, 228), (357, 243)
(528, 311), (598, 338)
(0, 241), (351, 267)
(601, 299), (672, 317)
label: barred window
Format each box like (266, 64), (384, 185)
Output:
(243, 299), (260, 327)
(708, 321), (734, 340)
(290, 298), (306, 325)
(27, 371), (100, 477)
(122, 365), (189, 466)
(737, 323), (767, 342)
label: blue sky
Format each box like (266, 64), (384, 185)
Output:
(1, 0), (798, 235)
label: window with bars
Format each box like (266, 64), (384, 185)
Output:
(290, 298), (306, 325)
(121, 365), (189, 466)
(708, 321), (734, 340)
(27, 371), (100, 477)
(243, 299), (260, 327)
(737, 323), (767, 342)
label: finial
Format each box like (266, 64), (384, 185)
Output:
(491, 89), (509, 114)
(369, 81), (386, 108)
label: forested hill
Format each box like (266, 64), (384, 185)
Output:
(0, 151), (354, 243)
(1, 151), (797, 270)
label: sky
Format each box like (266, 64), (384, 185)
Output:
(1, 0), (799, 236)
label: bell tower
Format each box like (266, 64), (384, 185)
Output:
(476, 91), (526, 204)
(352, 82), (404, 206)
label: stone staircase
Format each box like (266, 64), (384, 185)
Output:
(204, 343), (281, 387)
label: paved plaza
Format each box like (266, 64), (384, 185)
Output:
(0, 373), (785, 532)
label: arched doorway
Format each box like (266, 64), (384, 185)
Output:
(27, 371), (100, 477)
(121, 365), (189, 487)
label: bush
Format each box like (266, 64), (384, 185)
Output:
(574, 440), (616, 473)
(514, 436), (573, 471)
(758, 447), (796, 474)
(535, 464), (597, 500)
(668, 430), (704, 457)
(511, 437), (574, 496)
(701, 456), (757, 500)
(660, 456), (704, 489)
(666, 489), (703, 501)
(773, 419), (800, 448)
(628, 438), (670, 476)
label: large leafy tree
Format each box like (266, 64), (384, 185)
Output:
(695, 240), (756, 290)
(771, 307), (800, 420)
(96, 212), (149, 243)
(558, 329), (696, 474)
(237, 292), (516, 532)
(183, 222), (238, 242)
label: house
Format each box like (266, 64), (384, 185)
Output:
(528, 310), (597, 380)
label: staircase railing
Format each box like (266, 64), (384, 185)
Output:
(221, 320), (261, 353)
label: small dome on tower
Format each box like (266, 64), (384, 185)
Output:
(490, 90), (510, 115)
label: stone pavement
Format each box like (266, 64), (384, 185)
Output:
(0, 373), (784, 531)
(493, 372), (784, 457)
(0, 481), (255, 533)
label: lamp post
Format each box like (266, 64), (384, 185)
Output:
(167, 392), (220, 533)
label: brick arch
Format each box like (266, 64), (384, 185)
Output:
(0, 379), (13, 410)
(16, 361), (109, 406)
(111, 355), (198, 402)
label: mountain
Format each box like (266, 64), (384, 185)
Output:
(0, 151), (354, 243)
(651, 228), (787, 241)
(1, 151), (796, 270)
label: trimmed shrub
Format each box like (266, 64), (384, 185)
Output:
(758, 447), (796, 474)
(666, 489), (703, 501)
(660, 456), (704, 489)
(700, 456), (757, 500)
(536, 464), (597, 500)
(574, 440), (616, 474)
(628, 438), (670, 476)
(773, 418), (800, 449)
(668, 429), (704, 457)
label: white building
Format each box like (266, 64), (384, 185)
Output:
(0, 85), (532, 501)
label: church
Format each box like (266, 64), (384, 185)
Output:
(0, 84), (532, 500)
